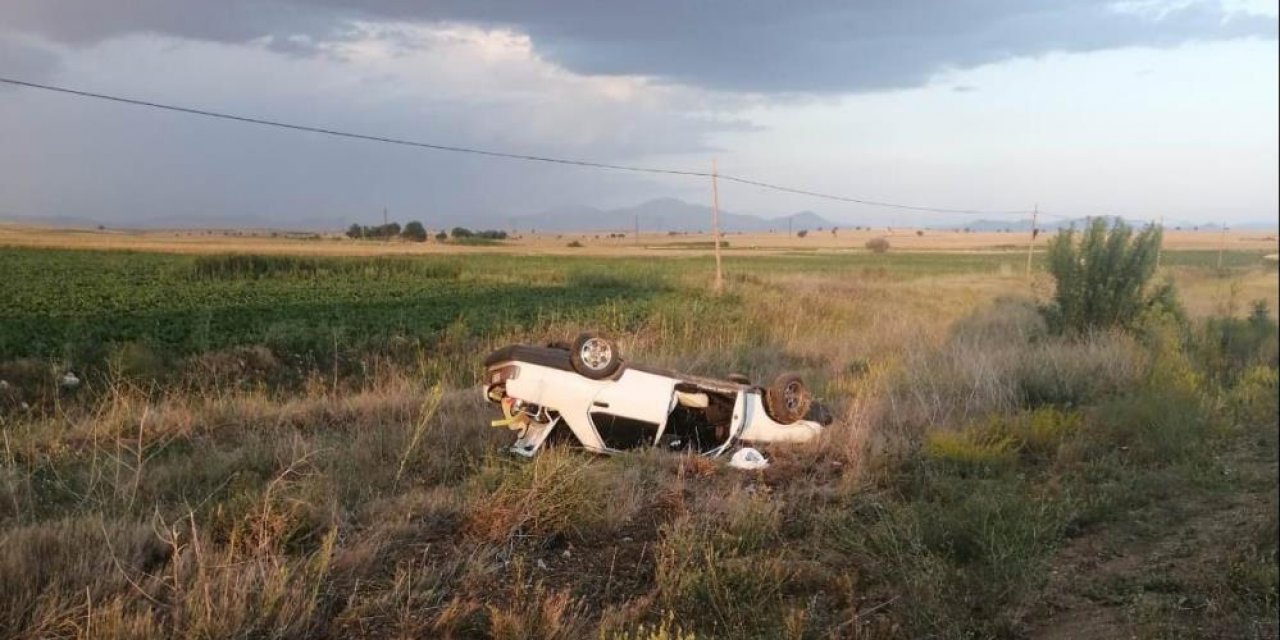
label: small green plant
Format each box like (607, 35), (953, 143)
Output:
(924, 428), (1017, 474)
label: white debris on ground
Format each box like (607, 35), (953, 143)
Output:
(728, 447), (769, 470)
(60, 372), (80, 388)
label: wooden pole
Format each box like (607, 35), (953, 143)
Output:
(711, 158), (723, 293)
(1217, 225), (1227, 270)
(1025, 204), (1038, 280)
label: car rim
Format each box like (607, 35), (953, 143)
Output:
(580, 338), (612, 370)
(784, 381), (804, 412)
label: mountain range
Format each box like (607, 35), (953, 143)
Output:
(0, 199), (839, 234)
(3, 200), (1274, 233)
(506, 198), (834, 233)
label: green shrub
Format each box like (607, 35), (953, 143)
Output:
(1227, 366), (1280, 431)
(1195, 300), (1279, 384)
(1089, 386), (1213, 465)
(401, 220), (428, 242)
(1042, 218), (1172, 333)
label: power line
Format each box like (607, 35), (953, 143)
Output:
(0, 75), (1035, 217)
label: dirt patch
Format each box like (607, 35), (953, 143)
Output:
(1032, 444), (1279, 639)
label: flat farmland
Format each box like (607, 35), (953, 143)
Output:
(0, 231), (1276, 639)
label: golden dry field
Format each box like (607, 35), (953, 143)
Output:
(1, 222), (1275, 257)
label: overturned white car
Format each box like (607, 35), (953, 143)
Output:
(483, 334), (831, 457)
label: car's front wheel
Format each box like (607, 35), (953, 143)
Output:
(764, 372), (811, 424)
(570, 333), (622, 379)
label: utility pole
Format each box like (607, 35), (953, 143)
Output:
(383, 206), (388, 227)
(1217, 225), (1228, 270)
(1025, 203), (1038, 281)
(634, 214), (639, 247)
(711, 158), (724, 293)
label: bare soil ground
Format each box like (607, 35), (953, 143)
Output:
(1033, 440), (1279, 640)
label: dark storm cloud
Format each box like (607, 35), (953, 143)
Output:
(2, 1), (1274, 93)
(0, 34), (60, 80)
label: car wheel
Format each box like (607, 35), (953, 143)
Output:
(764, 372), (811, 424)
(570, 333), (622, 379)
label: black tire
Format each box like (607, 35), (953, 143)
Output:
(569, 333), (622, 379)
(764, 372), (811, 424)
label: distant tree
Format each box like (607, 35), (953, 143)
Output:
(451, 227), (474, 239)
(434, 231), (448, 241)
(831, 227), (838, 237)
(1042, 218), (1169, 333)
(916, 230), (925, 237)
(402, 221), (428, 242)
(797, 229), (809, 238)
(865, 237), (891, 253)
(346, 223), (364, 239)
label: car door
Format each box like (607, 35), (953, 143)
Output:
(588, 368), (677, 450)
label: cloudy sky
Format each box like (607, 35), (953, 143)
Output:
(1, 0), (1276, 227)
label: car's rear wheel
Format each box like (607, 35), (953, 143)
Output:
(570, 333), (621, 379)
(764, 372), (811, 424)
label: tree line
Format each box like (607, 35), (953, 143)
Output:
(345, 222), (508, 243)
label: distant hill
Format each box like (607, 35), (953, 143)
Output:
(6, 204), (1272, 234)
(0, 213), (106, 228)
(506, 198), (836, 233)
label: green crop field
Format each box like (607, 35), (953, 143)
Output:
(0, 249), (673, 363)
(0, 247), (1053, 364)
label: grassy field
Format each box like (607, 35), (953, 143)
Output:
(0, 237), (1276, 639)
